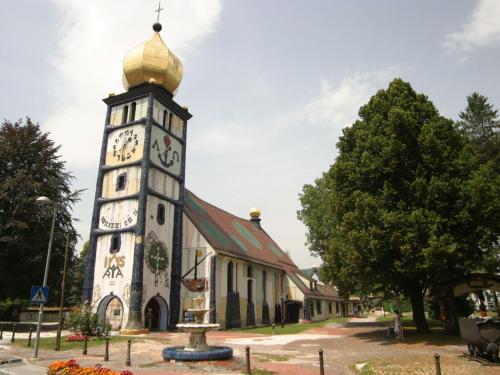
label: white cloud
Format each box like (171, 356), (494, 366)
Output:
(283, 66), (404, 133)
(444, 0), (500, 53)
(45, 0), (222, 168)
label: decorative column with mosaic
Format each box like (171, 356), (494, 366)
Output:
(82, 21), (191, 332)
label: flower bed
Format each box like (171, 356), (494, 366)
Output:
(65, 334), (90, 342)
(47, 359), (133, 375)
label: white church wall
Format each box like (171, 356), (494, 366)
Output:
(102, 166), (141, 199)
(142, 195), (175, 321)
(148, 167), (180, 201)
(170, 114), (184, 139)
(180, 215), (213, 322)
(109, 97), (148, 126)
(92, 232), (136, 328)
(152, 99), (184, 139)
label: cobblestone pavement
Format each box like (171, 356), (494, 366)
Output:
(1, 317), (498, 374)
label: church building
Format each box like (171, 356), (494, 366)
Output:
(83, 20), (356, 333)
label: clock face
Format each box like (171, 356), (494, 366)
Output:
(150, 126), (182, 176)
(99, 200), (138, 230)
(106, 125), (145, 166)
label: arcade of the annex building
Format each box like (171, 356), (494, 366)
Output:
(83, 20), (357, 333)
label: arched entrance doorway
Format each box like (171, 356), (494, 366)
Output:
(144, 295), (169, 331)
(97, 295), (124, 331)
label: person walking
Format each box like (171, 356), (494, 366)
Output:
(394, 310), (402, 339)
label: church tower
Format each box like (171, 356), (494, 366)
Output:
(83, 20), (191, 332)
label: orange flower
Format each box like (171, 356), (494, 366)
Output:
(47, 360), (130, 375)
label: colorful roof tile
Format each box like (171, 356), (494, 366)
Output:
(184, 190), (296, 269)
(184, 190), (346, 301)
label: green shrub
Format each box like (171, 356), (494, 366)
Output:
(67, 303), (110, 337)
(0, 299), (28, 321)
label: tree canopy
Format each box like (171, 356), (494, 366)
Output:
(457, 92), (499, 171)
(0, 118), (80, 306)
(298, 79), (500, 333)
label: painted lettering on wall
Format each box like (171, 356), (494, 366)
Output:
(103, 255), (125, 279)
(99, 201), (138, 230)
(100, 209), (137, 229)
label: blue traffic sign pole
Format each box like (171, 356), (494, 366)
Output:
(34, 205), (57, 359)
(31, 287), (49, 304)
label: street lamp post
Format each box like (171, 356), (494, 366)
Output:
(33, 196), (57, 359)
(55, 234), (70, 351)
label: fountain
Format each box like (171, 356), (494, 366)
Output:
(162, 296), (233, 361)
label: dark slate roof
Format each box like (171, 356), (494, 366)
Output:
(184, 190), (297, 270)
(184, 190), (345, 301)
(287, 269), (342, 300)
(301, 267), (316, 279)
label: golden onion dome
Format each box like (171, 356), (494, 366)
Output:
(249, 208), (261, 219)
(122, 23), (183, 95)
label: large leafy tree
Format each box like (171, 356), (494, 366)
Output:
(67, 240), (89, 306)
(298, 79), (499, 333)
(0, 119), (80, 305)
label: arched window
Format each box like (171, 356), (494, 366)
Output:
(247, 266), (253, 303)
(116, 173), (127, 191)
(130, 102), (136, 122)
(262, 270), (267, 303)
(121, 105), (129, 124)
(157, 203), (165, 225)
(247, 279), (253, 303)
(227, 261), (234, 293)
(235, 263), (238, 292)
(110, 234), (121, 254)
(162, 110), (168, 127)
(168, 113), (173, 130)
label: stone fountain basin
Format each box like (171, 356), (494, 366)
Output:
(177, 323), (220, 331)
(163, 346), (233, 361)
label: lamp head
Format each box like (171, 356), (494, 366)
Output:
(36, 196), (52, 204)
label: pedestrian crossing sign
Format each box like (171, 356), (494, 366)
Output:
(30, 286), (49, 304)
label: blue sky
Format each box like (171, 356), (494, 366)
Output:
(2, 0), (500, 267)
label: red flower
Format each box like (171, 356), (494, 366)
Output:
(163, 135), (171, 147)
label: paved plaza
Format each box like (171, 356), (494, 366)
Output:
(1, 316), (498, 374)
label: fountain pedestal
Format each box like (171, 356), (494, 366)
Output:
(162, 299), (233, 361)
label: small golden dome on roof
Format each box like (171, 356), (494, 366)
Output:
(122, 23), (183, 95)
(249, 208), (261, 219)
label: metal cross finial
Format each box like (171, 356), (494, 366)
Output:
(154, 1), (164, 23)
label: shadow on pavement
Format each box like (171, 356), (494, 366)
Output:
(351, 327), (465, 347)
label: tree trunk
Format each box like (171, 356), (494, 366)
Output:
(493, 291), (500, 317)
(409, 291), (430, 334)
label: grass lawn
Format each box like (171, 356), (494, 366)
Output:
(353, 354), (499, 375)
(14, 335), (131, 351)
(230, 317), (349, 335)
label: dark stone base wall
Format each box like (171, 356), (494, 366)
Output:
(274, 304), (282, 324)
(261, 302), (270, 325)
(225, 291), (241, 329)
(246, 302), (255, 326)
